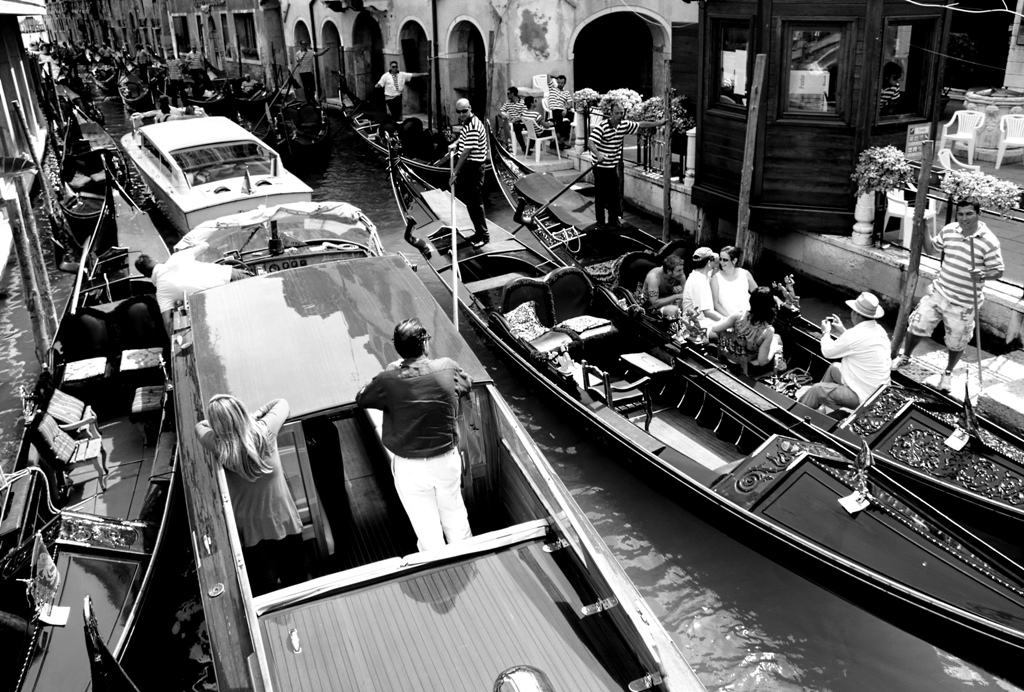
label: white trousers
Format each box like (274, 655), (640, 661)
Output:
(392, 448), (472, 552)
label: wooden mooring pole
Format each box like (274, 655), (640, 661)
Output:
(735, 54), (766, 265)
(662, 58), (672, 244)
(891, 140), (935, 358)
(12, 99), (58, 222)
(3, 181), (52, 364)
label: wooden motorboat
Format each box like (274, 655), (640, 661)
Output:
(120, 116), (312, 237)
(171, 199), (387, 273)
(169, 251), (702, 692)
(262, 100), (332, 172)
(388, 155), (1024, 682)
(0, 200), (179, 692)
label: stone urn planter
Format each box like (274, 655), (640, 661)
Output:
(852, 192), (876, 246)
(960, 88), (1024, 164)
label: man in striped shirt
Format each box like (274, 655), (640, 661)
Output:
(892, 199), (1004, 392)
(587, 102), (665, 230)
(547, 75), (573, 147)
(164, 53), (184, 106)
(188, 50), (207, 93)
(295, 40), (329, 103)
(449, 98), (489, 245)
(496, 86), (527, 152)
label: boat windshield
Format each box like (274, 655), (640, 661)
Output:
(171, 140), (277, 185)
(194, 217), (374, 261)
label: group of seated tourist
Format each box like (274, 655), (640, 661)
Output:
(638, 245), (891, 412)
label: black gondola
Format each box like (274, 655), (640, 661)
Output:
(387, 149), (1024, 684)
(0, 200), (178, 692)
(489, 127), (1024, 575)
(262, 100), (332, 171)
(118, 71), (153, 113)
(92, 64), (119, 95)
(181, 82), (236, 119)
(233, 86), (273, 120)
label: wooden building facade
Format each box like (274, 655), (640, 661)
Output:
(693, 0), (952, 236)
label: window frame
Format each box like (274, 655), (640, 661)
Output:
(776, 18), (855, 124)
(708, 15), (755, 119)
(876, 15), (939, 125)
(233, 11), (260, 64)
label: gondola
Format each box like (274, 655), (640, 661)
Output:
(167, 206), (701, 690)
(0, 197), (179, 692)
(53, 92), (129, 258)
(261, 99), (332, 171)
(388, 151), (1024, 683)
(490, 128), (1024, 574)
(233, 85), (273, 121)
(181, 81), (236, 119)
(118, 71), (153, 113)
(345, 98), (467, 190)
(91, 64), (119, 95)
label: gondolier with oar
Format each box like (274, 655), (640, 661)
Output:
(295, 40), (329, 104)
(449, 98), (489, 246)
(891, 198), (1004, 393)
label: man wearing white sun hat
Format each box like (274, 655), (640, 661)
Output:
(798, 291), (891, 411)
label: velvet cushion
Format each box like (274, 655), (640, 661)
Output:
(504, 301), (547, 342)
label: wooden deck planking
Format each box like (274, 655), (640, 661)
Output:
(648, 408), (740, 471)
(261, 542), (635, 691)
(112, 193), (170, 276)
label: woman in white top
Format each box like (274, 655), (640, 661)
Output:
(711, 245), (757, 317)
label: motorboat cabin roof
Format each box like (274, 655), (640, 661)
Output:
(137, 116), (266, 154)
(187, 255), (491, 418)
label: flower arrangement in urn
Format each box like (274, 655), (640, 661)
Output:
(598, 88), (643, 116)
(941, 170), (1021, 215)
(851, 146), (914, 197)
(571, 87), (601, 113)
(628, 93), (696, 134)
(850, 146), (914, 246)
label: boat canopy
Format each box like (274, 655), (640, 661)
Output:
(188, 255), (492, 418)
(174, 201), (381, 261)
(138, 116), (265, 153)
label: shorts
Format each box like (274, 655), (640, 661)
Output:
(908, 289), (974, 352)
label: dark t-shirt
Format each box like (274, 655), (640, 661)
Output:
(356, 355), (473, 458)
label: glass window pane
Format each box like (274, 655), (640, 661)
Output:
(879, 21), (932, 119)
(716, 24), (749, 107)
(787, 29), (842, 114)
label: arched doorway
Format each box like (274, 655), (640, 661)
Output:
(448, 21), (485, 119)
(321, 20), (342, 101)
(351, 11), (383, 101)
(293, 21), (311, 48)
(399, 21), (429, 120)
(573, 13), (655, 96)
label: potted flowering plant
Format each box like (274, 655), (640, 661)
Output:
(571, 87), (601, 113)
(941, 170), (1021, 214)
(598, 88), (643, 115)
(850, 146), (914, 245)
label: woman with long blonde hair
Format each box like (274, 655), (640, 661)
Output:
(195, 395), (303, 593)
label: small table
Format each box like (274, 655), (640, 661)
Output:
(620, 352), (673, 376)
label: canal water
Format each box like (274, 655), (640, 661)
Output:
(0, 89), (1018, 691)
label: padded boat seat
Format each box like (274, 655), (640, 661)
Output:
(46, 389), (97, 433)
(547, 267), (617, 342)
(36, 412), (108, 490)
(121, 347), (163, 373)
(64, 356), (109, 384)
(130, 386), (164, 421)
(556, 314), (615, 341)
(529, 330), (573, 354)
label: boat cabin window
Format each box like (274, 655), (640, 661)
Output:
(170, 140), (277, 185)
(141, 135), (175, 175)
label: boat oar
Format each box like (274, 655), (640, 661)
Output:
(509, 163), (595, 235)
(449, 151), (459, 330)
(968, 236), (985, 397)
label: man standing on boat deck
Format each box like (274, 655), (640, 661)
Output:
(588, 102), (665, 230)
(188, 49), (207, 93)
(798, 292), (891, 412)
(295, 40), (329, 104)
(449, 98), (489, 246)
(356, 318), (474, 552)
(376, 60), (428, 123)
(135, 242), (248, 337)
(891, 199), (1004, 392)
(164, 53), (184, 106)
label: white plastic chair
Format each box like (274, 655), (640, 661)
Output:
(996, 114), (1024, 169)
(936, 147), (981, 173)
(938, 111), (986, 164)
(883, 183), (937, 248)
(507, 120), (519, 156)
(532, 74), (554, 121)
(523, 115), (559, 162)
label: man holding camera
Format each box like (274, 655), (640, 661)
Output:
(798, 291), (891, 411)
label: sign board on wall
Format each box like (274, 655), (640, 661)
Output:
(905, 123), (930, 161)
